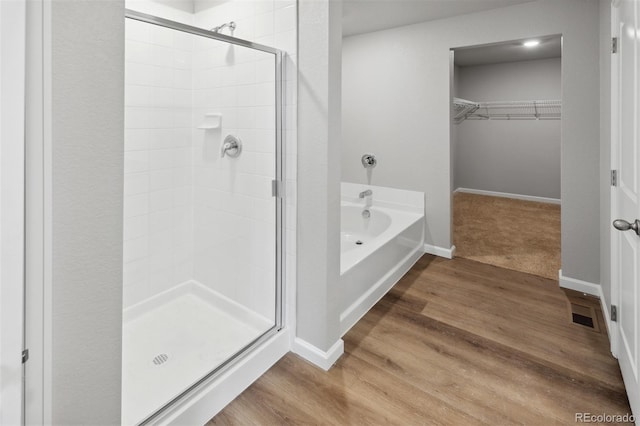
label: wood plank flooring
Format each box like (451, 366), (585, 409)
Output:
(208, 256), (631, 425)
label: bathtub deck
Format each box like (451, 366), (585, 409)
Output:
(208, 255), (630, 425)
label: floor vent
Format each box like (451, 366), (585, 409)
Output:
(152, 353), (169, 366)
(572, 312), (594, 328)
(570, 302), (597, 330)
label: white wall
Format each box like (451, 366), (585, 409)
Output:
(128, 0), (194, 23)
(599, 0), (612, 319)
(342, 0), (601, 284)
(191, 9), (271, 319)
(0, 1), (26, 424)
(454, 58), (561, 199)
(24, 2), (46, 421)
(50, 0), (124, 423)
(191, 0), (297, 320)
(458, 57), (561, 101)
(450, 58), (459, 196)
(296, 0), (343, 355)
(124, 14), (195, 308)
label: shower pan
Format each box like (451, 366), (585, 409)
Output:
(122, 10), (283, 425)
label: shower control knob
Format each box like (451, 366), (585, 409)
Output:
(221, 135), (242, 158)
(613, 219), (640, 236)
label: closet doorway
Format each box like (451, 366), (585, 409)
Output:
(451, 36), (562, 280)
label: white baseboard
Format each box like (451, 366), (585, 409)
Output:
(423, 244), (456, 259)
(598, 284), (613, 346)
(153, 328), (290, 425)
(292, 338), (344, 371)
(558, 270), (600, 297)
(454, 187), (561, 205)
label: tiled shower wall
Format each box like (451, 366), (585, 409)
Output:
(191, 0), (297, 319)
(123, 0), (297, 317)
(123, 13), (195, 308)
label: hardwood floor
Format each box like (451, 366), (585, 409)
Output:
(208, 256), (631, 425)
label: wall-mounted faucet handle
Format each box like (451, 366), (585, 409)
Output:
(220, 134), (242, 158)
(361, 153), (377, 168)
(220, 142), (233, 156)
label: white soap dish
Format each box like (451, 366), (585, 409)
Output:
(197, 113), (222, 129)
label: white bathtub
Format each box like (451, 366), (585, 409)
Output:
(339, 184), (425, 336)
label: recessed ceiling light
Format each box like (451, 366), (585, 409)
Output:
(523, 40), (540, 48)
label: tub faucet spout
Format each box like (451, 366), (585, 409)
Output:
(359, 189), (372, 199)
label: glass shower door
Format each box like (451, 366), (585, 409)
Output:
(122, 11), (282, 425)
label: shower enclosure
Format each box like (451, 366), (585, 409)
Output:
(122, 10), (283, 424)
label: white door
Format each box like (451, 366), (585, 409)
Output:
(0, 0), (26, 424)
(612, 0), (640, 417)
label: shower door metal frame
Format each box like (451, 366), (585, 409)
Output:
(124, 9), (285, 424)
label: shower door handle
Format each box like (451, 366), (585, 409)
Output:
(613, 219), (640, 236)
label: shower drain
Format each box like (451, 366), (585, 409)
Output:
(152, 353), (169, 366)
(356, 240), (363, 245)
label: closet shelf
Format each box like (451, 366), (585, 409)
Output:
(453, 98), (561, 123)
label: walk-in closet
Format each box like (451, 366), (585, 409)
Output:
(451, 36), (562, 279)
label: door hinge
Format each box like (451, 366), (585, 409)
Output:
(22, 349), (29, 364)
(271, 180), (283, 198)
(612, 37), (618, 54)
(611, 305), (618, 322)
(611, 169), (618, 186)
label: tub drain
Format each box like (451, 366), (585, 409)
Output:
(152, 353), (169, 366)
(356, 240), (363, 245)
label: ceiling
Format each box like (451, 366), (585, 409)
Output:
(342, 0), (536, 37)
(453, 35), (561, 66)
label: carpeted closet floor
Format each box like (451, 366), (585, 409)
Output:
(453, 192), (561, 280)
